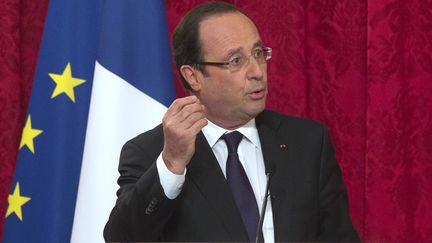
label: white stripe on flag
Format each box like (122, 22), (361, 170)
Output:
(71, 61), (168, 242)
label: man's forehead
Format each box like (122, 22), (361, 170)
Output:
(199, 12), (256, 35)
(198, 12), (261, 56)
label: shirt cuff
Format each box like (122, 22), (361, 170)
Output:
(156, 153), (186, 199)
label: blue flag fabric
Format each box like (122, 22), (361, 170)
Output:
(97, 1), (175, 107)
(3, 0), (174, 242)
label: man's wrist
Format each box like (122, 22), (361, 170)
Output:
(162, 153), (186, 175)
(156, 153), (186, 199)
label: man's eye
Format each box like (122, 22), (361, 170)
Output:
(229, 57), (243, 66)
(254, 49), (263, 57)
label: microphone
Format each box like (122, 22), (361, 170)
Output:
(255, 164), (275, 243)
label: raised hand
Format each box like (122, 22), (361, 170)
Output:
(161, 96), (208, 174)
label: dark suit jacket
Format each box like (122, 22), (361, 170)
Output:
(104, 110), (360, 242)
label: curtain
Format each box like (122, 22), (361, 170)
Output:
(1, 0), (431, 241)
(0, 0), (49, 239)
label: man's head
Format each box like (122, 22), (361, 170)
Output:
(172, 2), (243, 90)
(172, 2), (270, 129)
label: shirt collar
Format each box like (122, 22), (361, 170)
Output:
(201, 118), (261, 149)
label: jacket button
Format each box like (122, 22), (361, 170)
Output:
(145, 205), (154, 215)
(145, 198), (159, 215)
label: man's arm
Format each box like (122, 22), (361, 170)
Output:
(104, 96), (207, 241)
(318, 127), (361, 242)
(103, 134), (178, 241)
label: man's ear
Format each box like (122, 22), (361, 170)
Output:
(180, 65), (202, 92)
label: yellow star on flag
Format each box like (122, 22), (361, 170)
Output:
(6, 182), (31, 221)
(19, 115), (43, 154)
(49, 62), (86, 102)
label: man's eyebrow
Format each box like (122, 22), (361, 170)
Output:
(252, 40), (263, 49)
(223, 40), (263, 58)
(225, 47), (243, 58)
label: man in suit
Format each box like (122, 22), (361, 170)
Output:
(104, 2), (360, 242)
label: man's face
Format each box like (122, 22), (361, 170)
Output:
(193, 12), (268, 129)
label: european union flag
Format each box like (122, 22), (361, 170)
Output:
(3, 0), (175, 242)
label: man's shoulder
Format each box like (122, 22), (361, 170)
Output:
(124, 123), (164, 149)
(258, 110), (330, 148)
(258, 110), (326, 132)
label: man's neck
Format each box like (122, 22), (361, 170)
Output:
(204, 114), (256, 130)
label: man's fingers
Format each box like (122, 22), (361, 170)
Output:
(165, 107), (205, 132)
(173, 103), (205, 124)
(189, 117), (208, 134)
(163, 96), (206, 142)
(165, 96), (200, 117)
(183, 110), (206, 129)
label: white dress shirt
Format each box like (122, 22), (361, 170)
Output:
(156, 119), (275, 242)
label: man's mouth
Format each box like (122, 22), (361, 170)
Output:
(248, 88), (266, 100)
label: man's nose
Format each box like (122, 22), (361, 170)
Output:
(245, 56), (264, 80)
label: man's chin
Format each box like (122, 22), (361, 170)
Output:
(246, 102), (266, 118)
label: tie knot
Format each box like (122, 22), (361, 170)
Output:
(221, 131), (243, 153)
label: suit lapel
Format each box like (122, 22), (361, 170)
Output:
(186, 132), (249, 241)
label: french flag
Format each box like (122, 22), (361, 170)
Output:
(72, 0), (175, 242)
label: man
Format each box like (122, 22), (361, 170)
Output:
(104, 2), (360, 242)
